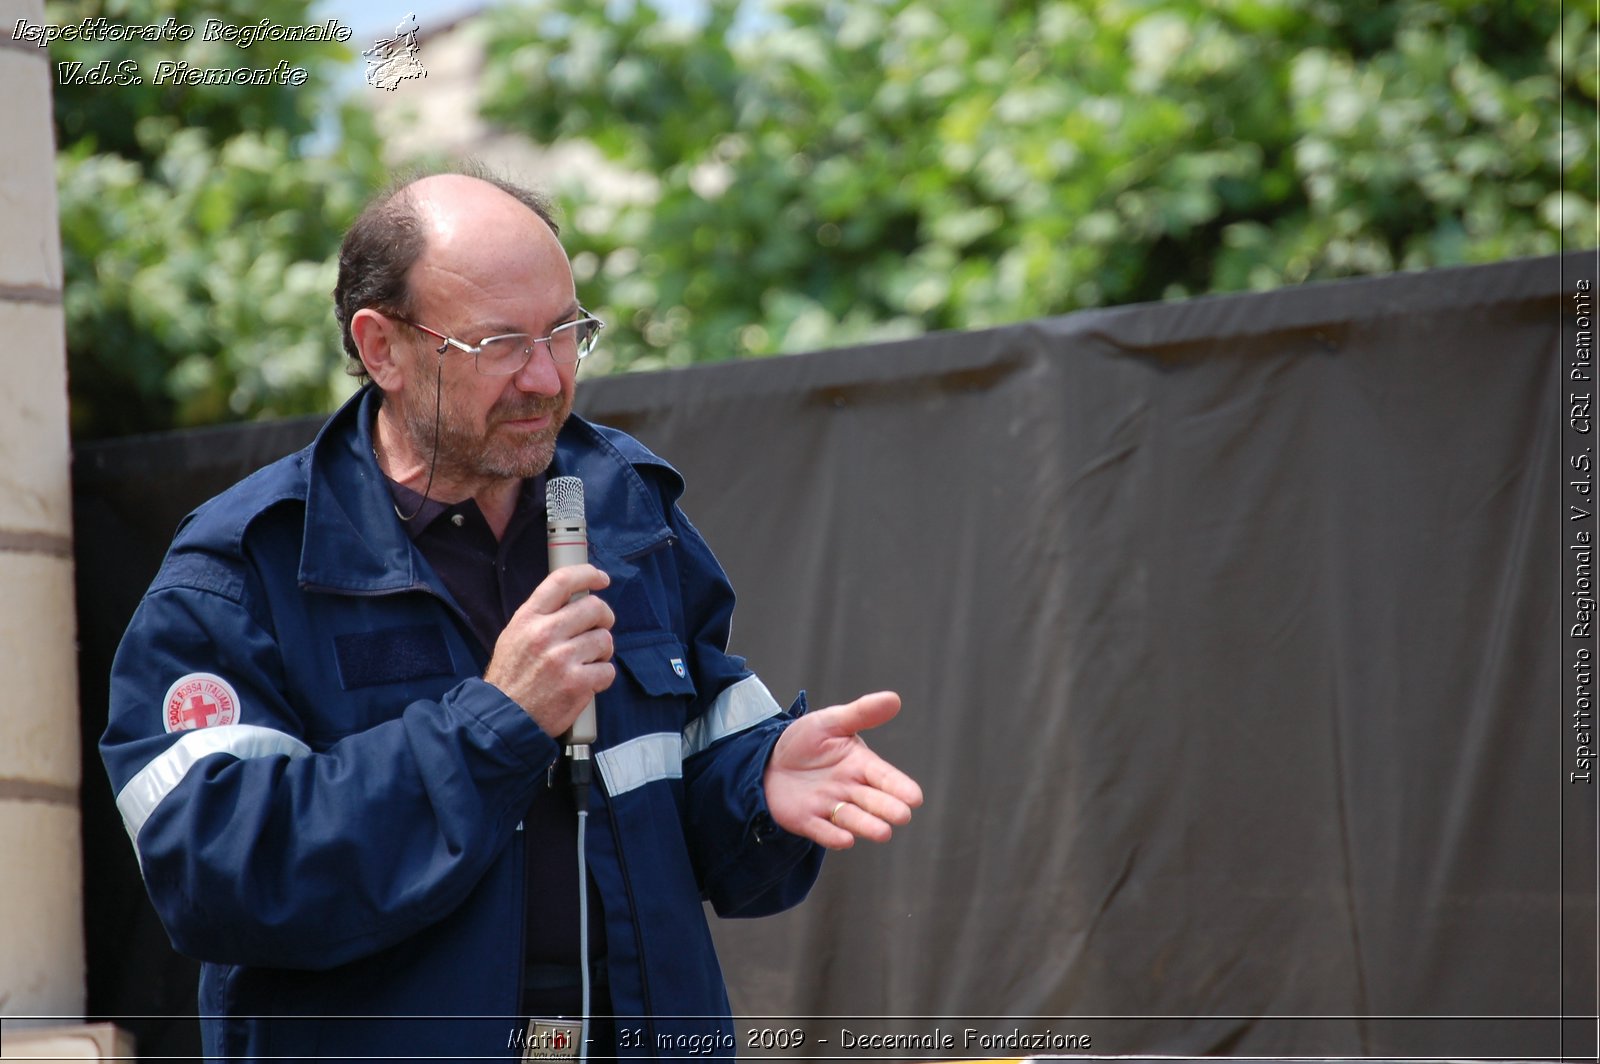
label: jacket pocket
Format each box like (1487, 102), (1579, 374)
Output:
(612, 631), (696, 700)
(597, 632), (697, 789)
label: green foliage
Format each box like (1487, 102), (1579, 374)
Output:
(478, 0), (1598, 373)
(52, 0), (380, 438)
(54, 0), (1600, 432)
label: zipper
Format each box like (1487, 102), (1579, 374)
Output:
(596, 772), (657, 1054)
(608, 527), (683, 1051)
(511, 816), (528, 1024)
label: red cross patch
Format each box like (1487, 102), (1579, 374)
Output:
(163, 673), (241, 733)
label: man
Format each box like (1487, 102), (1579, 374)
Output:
(101, 171), (923, 1062)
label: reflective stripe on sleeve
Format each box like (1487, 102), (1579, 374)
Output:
(569, 677), (785, 798)
(682, 674), (782, 759)
(596, 732), (682, 796)
(115, 724), (312, 843)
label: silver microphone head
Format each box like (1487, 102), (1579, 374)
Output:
(546, 476), (586, 524)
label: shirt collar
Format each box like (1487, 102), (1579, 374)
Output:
(383, 472), (548, 542)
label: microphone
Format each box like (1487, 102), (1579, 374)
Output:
(546, 476), (597, 748)
(547, 476), (598, 1054)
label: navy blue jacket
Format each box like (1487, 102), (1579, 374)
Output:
(101, 387), (822, 1061)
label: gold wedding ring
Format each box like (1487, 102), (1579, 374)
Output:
(829, 801), (847, 825)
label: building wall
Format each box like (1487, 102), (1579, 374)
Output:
(0, 0), (87, 1022)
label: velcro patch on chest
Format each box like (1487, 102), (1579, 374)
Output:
(334, 624), (454, 689)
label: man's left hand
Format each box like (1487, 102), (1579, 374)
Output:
(763, 691), (924, 849)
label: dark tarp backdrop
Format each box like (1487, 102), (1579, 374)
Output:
(73, 252), (1597, 1060)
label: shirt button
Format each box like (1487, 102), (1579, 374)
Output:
(450, 514), (465, 527)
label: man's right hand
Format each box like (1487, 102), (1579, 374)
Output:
(483, 564), (616, 740)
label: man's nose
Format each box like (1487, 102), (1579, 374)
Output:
(512, 342), (564, 394)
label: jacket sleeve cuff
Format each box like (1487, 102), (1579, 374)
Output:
(749, 690), (809, 847)
(445, 677), (563, 773)
(703, 693), (825, 916)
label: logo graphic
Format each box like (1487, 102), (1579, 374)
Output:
(670, 657), (687, 678)
(163, 673), (242, 733)
(521, 1018), (583, 1062)
(362, 12), (426, 91)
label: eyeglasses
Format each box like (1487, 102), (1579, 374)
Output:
(392, 311), (605, 374)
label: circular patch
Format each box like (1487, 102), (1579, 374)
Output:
(163, 672), (242, 733)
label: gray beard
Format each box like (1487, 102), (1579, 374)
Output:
(398, 377), (570, 488)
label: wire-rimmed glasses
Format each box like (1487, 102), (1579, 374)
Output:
(394, 311), (604, 374)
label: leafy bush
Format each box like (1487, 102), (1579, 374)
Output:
(479, 0), (1598, 373)
(51, 0), (383, 437)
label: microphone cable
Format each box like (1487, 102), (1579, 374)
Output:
(570, 745), (594, 1064)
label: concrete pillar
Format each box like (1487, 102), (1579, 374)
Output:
(0, 0), (87, 1021)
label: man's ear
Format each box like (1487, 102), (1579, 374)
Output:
(351, 309), (406, 391)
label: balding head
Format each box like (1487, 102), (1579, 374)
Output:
(333, 167), (560, 384)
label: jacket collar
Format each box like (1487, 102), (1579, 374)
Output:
(298, 386), (677, 593)
(547, 417), (680, 561)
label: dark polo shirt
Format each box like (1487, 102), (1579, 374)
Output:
(384, 473), (609, 1021)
